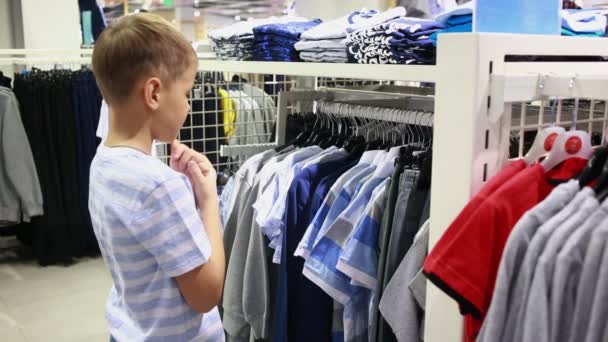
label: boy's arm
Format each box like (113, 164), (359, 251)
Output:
(175, 161), (226, 313)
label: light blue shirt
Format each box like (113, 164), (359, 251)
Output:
(337, 178), (390, 291)
(294, 150), (381, 260)
(89, 145), (224, 342)
(303, 147), (399, 342)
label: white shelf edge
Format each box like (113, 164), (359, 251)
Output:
(197, 60), (438, 83)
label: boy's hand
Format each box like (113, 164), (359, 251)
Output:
(170, 140), (217, 208)
(170, 140), (213, 174)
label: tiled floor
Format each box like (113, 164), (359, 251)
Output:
(0, 242), (112, 342)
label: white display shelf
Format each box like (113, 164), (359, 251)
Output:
(197, 60), (439, 83)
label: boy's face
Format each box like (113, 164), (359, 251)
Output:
(153, 63), (197, 142)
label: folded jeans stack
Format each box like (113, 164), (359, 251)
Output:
(295, 7), (407, 63)
(345, 17), (444, 65)
(252, 19), (323, 62)
(209, 16), (307, 60)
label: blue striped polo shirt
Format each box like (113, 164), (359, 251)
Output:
(89, 145), (224, 342)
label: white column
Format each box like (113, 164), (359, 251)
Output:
(20, 0), (81, 49)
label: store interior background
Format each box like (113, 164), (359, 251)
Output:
(0, 0), (414, 341)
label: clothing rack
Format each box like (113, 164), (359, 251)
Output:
(219, 92), (434, 158)
(2, 34), (608, 341)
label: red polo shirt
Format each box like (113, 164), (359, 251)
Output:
(424, 158), (587, 342)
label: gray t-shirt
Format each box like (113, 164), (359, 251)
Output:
(520, 188), (598, 342)
(222, 150), (276, 340)
(242, 151), (294, 340)
(550, 199), (608, 342)
(478, 180), (580, 342)
(569, 218), (608, 342)
(584, 222), (608, 342)
(505, 181), (586, 342)
(378, 220), (429, 342)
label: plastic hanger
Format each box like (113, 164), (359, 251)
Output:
(541, 96), (593, 171)
(524, 126), (566, 165)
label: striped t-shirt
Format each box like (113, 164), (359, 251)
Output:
(89, 145), (224, 342)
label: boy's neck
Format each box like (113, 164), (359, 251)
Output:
(104, 105), (154, 155)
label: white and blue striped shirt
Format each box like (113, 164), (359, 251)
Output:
(89, 145), (224, 342)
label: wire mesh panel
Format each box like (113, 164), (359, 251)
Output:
(509, 99), (608, 158)
(158, 73), (437, 174)
(156, 72), (298, 173)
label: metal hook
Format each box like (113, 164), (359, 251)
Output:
(571, 75), (579, 130)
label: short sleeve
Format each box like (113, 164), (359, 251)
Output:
(130, 176), (212, 277)
(423, 200), (501, 318)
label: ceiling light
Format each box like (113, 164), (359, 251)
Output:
(194, 10), (201, 17)
(235, 15), (241, 21)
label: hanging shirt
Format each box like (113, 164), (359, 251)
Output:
(253, 146), (324, 241)
(478, 180), (580, 342)
(225, 150), (276, 226)
(274, 157), (352, 342)
(581, 219), (608, 342)
(423, 158), (587, 342)
(520, 188), (599, 342)
(504, 184), (591, 342)
(0, 88), (43, 225)
(223, 150), (276, 262)
(310, 152), (387, 250)
(337, 178), (390, 291)
(550, 199), (608, 342)
(568, 217), (608, 342)
(338, 179), (390, 342)
(241, 84), (276, 136)
(379, 220), (430, 342)
(271, 147), (351, 263)
(219, 176), (235, 226)
(295, 150), (380, 260)
(217, 88), (236, 139)
(303, 147), (400, 342)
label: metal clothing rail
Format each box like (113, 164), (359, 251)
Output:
(220, 143), (278, 158)
(316, 100), (433, 126)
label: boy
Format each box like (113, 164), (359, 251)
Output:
(89, 13), (226, 341)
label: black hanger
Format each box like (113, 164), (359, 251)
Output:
(579, 145), (608, 188)
(592, 153), (608, 201)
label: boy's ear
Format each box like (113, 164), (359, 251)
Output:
(143, 77), (162, 110)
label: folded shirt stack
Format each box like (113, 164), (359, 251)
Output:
(209, 16), (307, 60)
(345, 17), (444, 65)
(295, 7), (407, 63)
(252, 19), (322, 62)
(432, 1), (472, 38)
(561, 9), (607, 37)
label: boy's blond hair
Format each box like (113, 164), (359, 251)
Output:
(92, 13), (197, 104)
